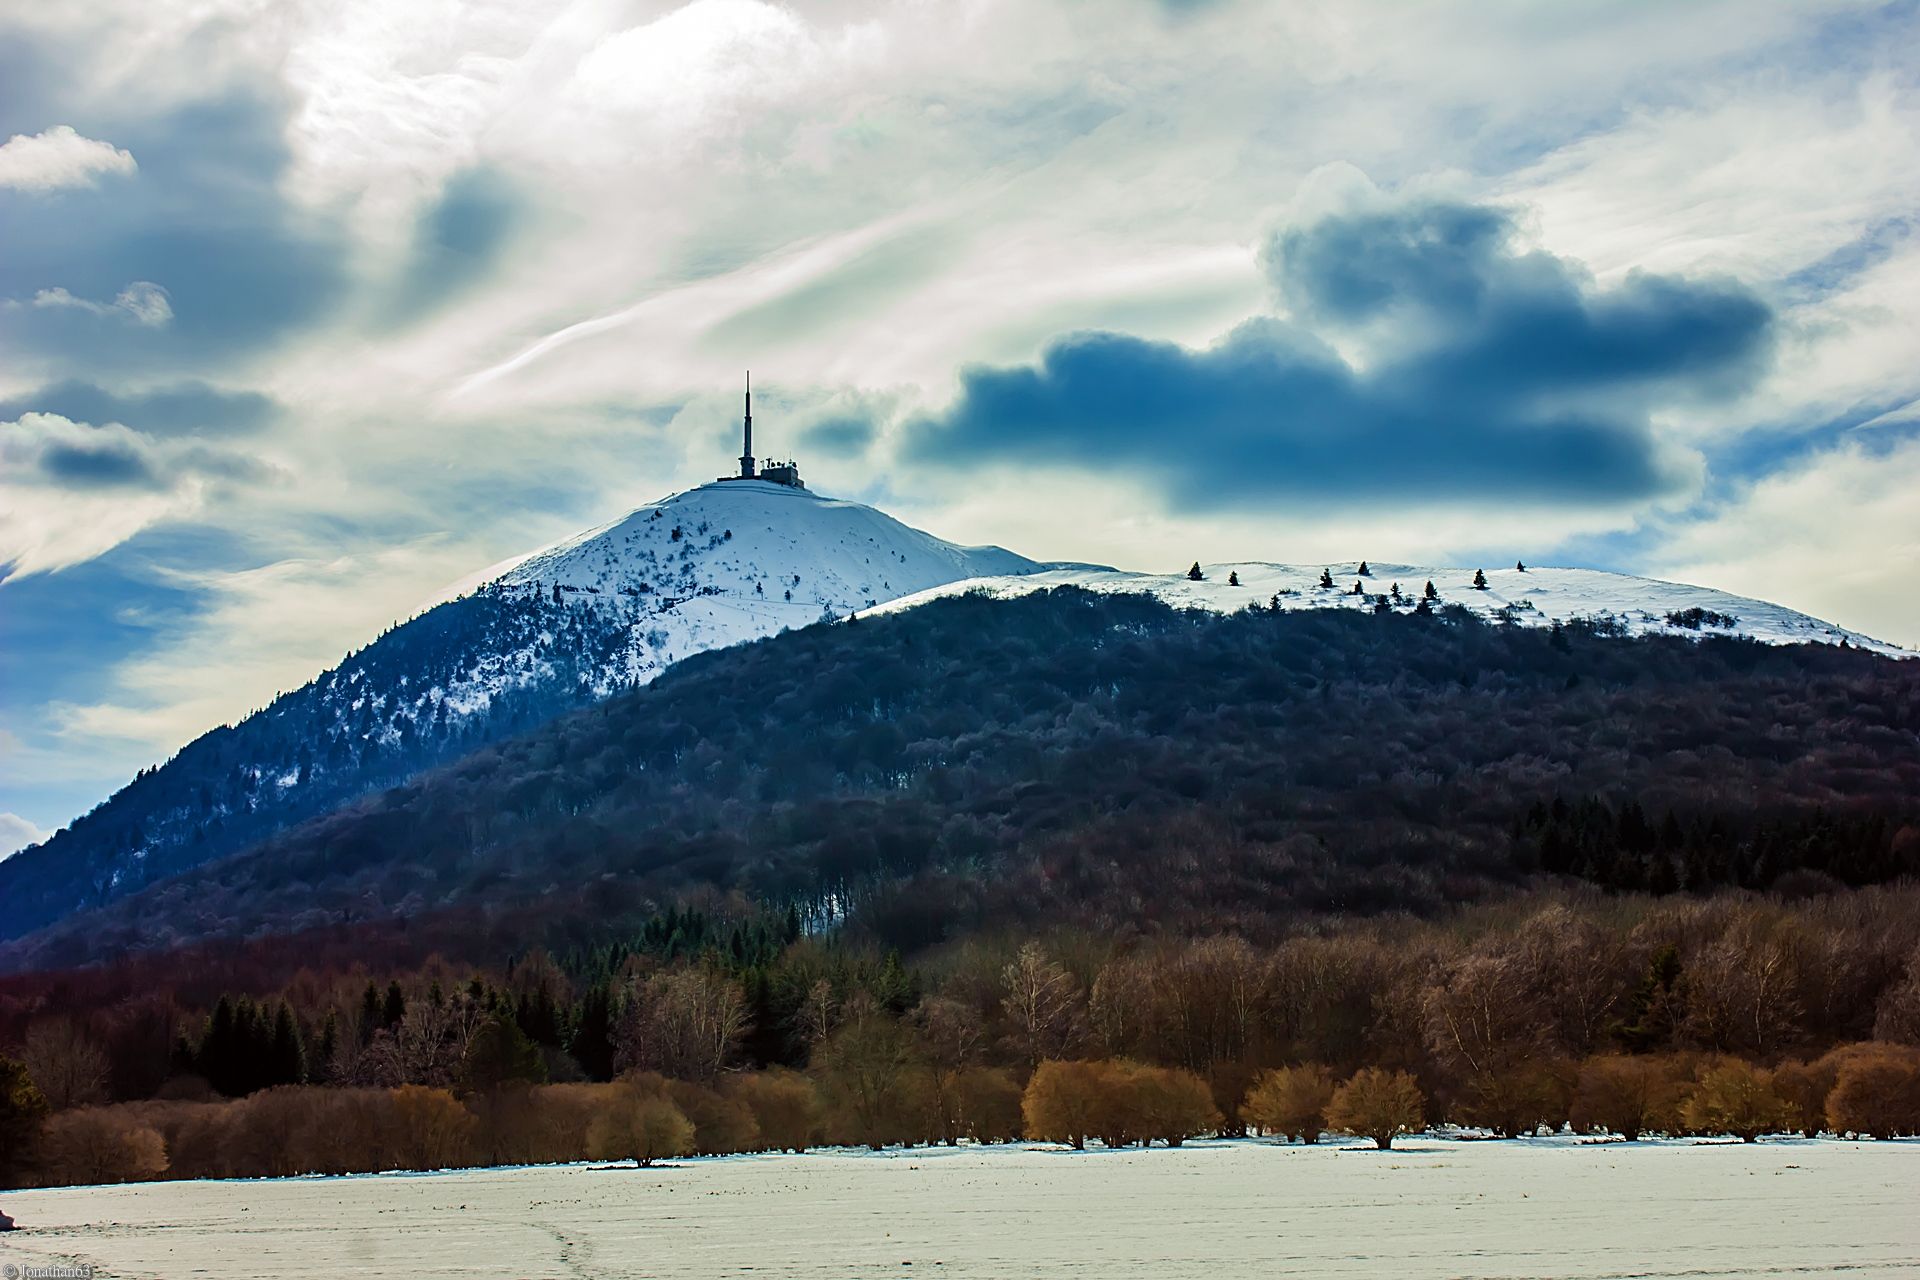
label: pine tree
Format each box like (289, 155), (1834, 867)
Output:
(1516, 560), (1527, 572)
(1423, 580), (1438, 601)
(359, 983), (381, 1045)
(1187, 562), (1204, 581)
(1318, 569), (1334, 589)
(268, 1002), (306, 1087)
(382, 981), (407, 1029)
(570, 984), (618, 1082)
(1389, 582), (1401, 601)
(1350, 581), (1364, 595)
(1357, 561), (1371, 576)
(200, 995), (240, 1095)
(315, 1011), (339, 1084)
(1227, 570), (1240, 587)
(461, 1011), (548, 1093)
(1473, 569), (1489, 590)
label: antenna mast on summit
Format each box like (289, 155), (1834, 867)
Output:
(739, 371), (756, 480)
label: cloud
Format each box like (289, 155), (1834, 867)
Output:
(0, 124), (135, 190)
(0, 412), (278, 578)
(0, 811), (46, 859)
(909, 192), (1768, 511)
(28, 280), (172, 326)
(1650, 431), (1920, 650)
(0, 90), (347, 375)
(382, 167), (523, 325)
(0, 380), (279, 439)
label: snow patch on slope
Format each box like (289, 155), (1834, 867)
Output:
(878, 562), (1909, 657)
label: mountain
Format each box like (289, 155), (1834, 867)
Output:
(0, 481), (1039, 941)
(5, 587), (1915, 973)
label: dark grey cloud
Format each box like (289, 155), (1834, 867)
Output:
(799, 412), (879, 458)
(0, 86), (348, 375)
(37, 433), (165, 490)
(909, 195), (1773, 509)
(4, 415), (280, 496)
(383, 167), (523, 325)
(0, 380), (279, 438)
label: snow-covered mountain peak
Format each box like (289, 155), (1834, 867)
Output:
(489, 479), (1038, 623)
(453, 479), (1043, 688)
(879, 561), (1909, 657)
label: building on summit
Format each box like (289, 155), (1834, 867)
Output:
(721, 372), (805, 489)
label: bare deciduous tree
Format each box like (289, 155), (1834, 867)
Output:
(20, 1018), (110, 1111)
(1001, 942), (1082, 1070)
(615, 967), (748, 1083)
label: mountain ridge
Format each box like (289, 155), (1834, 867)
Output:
(0, 482), (1039, 939)
(2, 479), (1905, 948)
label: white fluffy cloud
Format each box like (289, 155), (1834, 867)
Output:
(0, 811), (47, 859)
(0, 124), (136, 190)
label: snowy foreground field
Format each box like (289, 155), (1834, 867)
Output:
(3, 1137), (1916, 1280)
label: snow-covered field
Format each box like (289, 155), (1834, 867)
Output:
(4, 1138), (1915, 1279)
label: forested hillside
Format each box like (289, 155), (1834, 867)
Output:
(0, 480), (1035, 943)
(8, 588), (1916, 973)
(0, 591), (639, 940)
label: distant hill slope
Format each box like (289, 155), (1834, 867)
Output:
(882, 562), (1906, 656)
(7, 589), (1915, 973)
(0, 482), (1038, 941)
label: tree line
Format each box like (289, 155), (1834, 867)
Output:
(6, 886), (1920, 1188)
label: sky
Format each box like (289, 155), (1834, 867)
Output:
(3, 0), (1919, 850)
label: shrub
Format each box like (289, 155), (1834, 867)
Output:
(954, 1066), (1023, 1143)
(725, 1070), (821, 1153)
(1826, 1044), (1920, 1139)
(1569, 1055), (1688, 1140)
(1127, 1064), (1220, 1146)
(389, 1084), (476, 1170)
(1770, 1057), (1839, 1138)
(1680, 1060), (1791, 1142)
(1022, 1060), (1106, 1150)
(522, 1082), (612, 1164)
(665, 1079), (761, 1155)
(1326, 1068), (1425, 1149)
(587, 1086), (696, 1166)
(1455, 1059), (1576, 1138)
(37, 1107), (169, 1186)
(1241, 1065), (1334, 1143)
